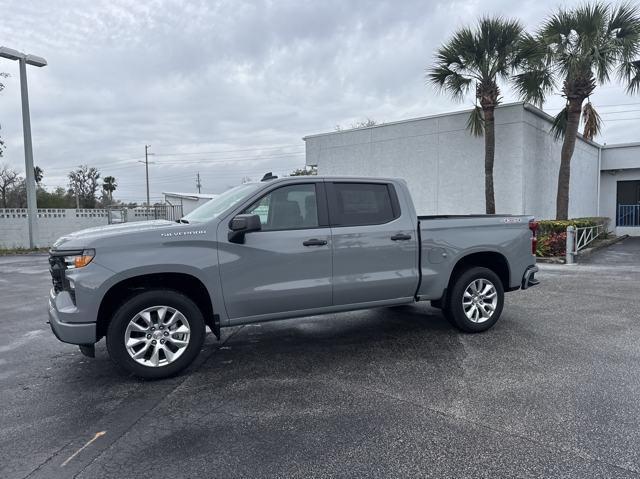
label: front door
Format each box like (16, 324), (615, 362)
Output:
(217, 182), (332, 320)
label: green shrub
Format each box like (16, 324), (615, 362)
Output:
(537, 217), (610, 235)
(535, 217), (610, 257)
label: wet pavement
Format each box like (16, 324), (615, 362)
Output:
(1, 242), (640, 478)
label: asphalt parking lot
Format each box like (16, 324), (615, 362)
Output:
(1, 239), (640, 479)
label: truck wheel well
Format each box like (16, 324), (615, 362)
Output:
(96, 273), (215, 340)
(449, 252), (510, 291)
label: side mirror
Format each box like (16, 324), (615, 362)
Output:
(228, 214), (262, 243)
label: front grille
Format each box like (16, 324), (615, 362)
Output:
(48, 254), (66, 294)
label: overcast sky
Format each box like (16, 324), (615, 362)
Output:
(0, 0), (638, 203)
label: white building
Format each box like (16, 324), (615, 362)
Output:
(304, 102), (640, 236)
(163, 192), (218, 215)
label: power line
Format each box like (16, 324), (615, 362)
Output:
(152, 144), (303, 157)
(40, 148), (305, 173)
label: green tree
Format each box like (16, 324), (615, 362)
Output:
(102, 175), (117, 203)
(37, 186), (75, 208)
(514, 3), (640, 219)
(34, 166), (44, 185)
(429, 17), (523, 214)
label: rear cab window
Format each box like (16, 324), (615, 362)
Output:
(327, 182), (400, 226)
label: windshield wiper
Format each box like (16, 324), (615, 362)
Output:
(175, 219), (189, 224)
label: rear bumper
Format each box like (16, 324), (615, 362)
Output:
(521, 265), (540, 290)
(48, 289), (96, 345)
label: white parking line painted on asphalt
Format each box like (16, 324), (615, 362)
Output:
(60, 431), (106, 467)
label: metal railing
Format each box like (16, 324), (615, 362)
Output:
(106, 205), (183, 224)
(565, 223), (606, 264)
(617, 204), (640, 227)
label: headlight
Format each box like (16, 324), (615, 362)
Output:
(64, 249), (95, 269)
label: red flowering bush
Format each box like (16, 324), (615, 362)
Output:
(536, 232), (567, 257)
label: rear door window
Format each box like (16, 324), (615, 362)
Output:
(328, 182), (399, 226)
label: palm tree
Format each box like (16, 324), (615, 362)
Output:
(514, 2), (640, 220)
(102, 176), (117, 203)
(429, 17), (523, 214)
(34, 166), (44, 185)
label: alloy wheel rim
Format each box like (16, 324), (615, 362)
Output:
(124, 305), (191, 367)
(462, 279), (498, 323)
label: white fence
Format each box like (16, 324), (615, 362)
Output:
(565, 223), (607, 264)
(0, 208), (164, 249)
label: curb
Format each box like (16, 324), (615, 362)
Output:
(577, 234), (629, 258)
(536, 256), (565, 264)
(536, 235), (629, 263)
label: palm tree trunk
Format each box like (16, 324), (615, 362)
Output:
(483, 106), (496, 214)
(555, 99), (582, 220)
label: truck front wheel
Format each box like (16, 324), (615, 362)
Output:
(444, 267), (504, 333)
(106, 290), (206, 379)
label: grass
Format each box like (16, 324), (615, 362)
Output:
(0, 247), (49, 256)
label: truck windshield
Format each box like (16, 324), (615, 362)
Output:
(182, 183), (262, 223)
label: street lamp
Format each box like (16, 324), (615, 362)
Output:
(0, 46), (47, 249)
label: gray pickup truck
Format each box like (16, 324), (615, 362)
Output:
(48, 175), (539, 378)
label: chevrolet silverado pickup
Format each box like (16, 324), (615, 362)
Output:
(48, 175), (539, 378)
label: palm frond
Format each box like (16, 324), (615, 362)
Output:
(550, 106), (569, 140)
(619, 59), (640, 94)
(466, 105), (484, 137)
(581, 101), (602, 140)
(512, 69), (554, 106)
(427, 65), (472, 99)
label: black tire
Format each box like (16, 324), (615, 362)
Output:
(106, 289), (205, 379)
(443, 267), (504, 333)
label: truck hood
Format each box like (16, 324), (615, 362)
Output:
(52, 220), (181, 250)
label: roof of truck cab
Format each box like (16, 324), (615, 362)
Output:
(259, 175), (403, 183)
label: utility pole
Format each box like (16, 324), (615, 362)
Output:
(196, 172), (202, 193)
(144, 145), (151, 206)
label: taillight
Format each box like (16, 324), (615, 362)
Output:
(529, 220), (538, 255)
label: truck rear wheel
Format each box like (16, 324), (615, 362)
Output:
(444, 267), (504, 333)
(106, 290), (205, 379)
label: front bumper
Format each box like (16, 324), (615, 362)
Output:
(48, 288), (96, 345)
(521, 265), (540, 290)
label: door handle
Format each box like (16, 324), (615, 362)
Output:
(390, 233), (412, 241)
(303, 238), (328, 246)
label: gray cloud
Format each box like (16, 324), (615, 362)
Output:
(0, 0), (638, 202)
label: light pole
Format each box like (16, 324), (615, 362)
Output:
(0, 46), (47, 248)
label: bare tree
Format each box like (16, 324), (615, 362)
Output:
(290, 166), (317, 176)
(68, 165), (101, 208)
(0, 72), (9, 158)
(0, 164), (20, 208)
(335, 118), (379, 131)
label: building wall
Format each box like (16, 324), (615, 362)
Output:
(601, 142), (640, 170)
(600, 143), (640, 236)
(305, 103), (599, 219)
(306, 104), (526, 216)
(521, 105), (600, 219)
(164, 195), (212, 215)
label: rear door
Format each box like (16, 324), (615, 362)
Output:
(217, 181), (332, 319)
(326, 181), (419, 305)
